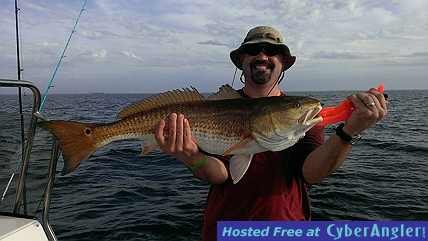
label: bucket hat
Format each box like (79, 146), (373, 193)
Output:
(230, 26), (296, 71)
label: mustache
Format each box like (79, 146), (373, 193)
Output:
(250, 60), (274, 69)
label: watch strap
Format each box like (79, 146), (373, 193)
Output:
(335, 123), (361, 144)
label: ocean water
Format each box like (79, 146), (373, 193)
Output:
(0, 89), (427, 240)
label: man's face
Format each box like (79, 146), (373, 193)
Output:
(241, 44), (285, 85)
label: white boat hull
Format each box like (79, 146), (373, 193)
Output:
(0, 215), (49, 241)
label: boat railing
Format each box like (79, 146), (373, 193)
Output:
(0, 78), (59, 241)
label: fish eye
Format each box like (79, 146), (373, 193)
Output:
(85, 128), (92, 135)
(294, 103), (300, 108)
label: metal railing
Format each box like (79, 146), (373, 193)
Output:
(1, 78), (59, 241)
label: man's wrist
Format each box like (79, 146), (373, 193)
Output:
(188, 153), (207, 169)
(335, 123), (362, 145)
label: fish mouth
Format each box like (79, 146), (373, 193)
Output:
(298, 106), (323, 126)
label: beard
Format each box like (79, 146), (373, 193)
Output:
(250, 71), (272, 85)
(249, 60), (274, 85)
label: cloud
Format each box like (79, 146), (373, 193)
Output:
(122, 51), (142, 60)
(0, 0), (426, 93)
(198, 40), (230, 47)
(20, 2), (53, 13)
(41, 42), (60, 48)
(311, 50), (366, 60)
(91, 49), (107, 60)
(412, 51), (428, 57)
(78, 30), (102, 39)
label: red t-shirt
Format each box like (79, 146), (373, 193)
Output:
(201, 90), (325, 241)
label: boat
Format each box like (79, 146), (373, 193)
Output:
(0, 79), (59, 240)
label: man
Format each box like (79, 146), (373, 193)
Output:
(154, 26), (387, 240)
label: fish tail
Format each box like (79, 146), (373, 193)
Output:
(38, 120), (102, 175)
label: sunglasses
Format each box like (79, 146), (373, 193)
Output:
(242, 44), (283, 56)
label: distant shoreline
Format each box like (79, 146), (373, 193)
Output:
(1, 88), (427, 96)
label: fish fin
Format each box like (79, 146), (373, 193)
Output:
(118, 87), (205, 119)
(229, 154), (253, 184)
(38, 120), (103, 175)
(223, 137), (252, 155)
(141, 144), (158, 155)
(207, 84), (242, 100)
(140, 137), (159, 154)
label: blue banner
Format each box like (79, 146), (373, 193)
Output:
(218, 221), (427, 240)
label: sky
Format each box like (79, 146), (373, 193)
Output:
(0, 0), (427, 94)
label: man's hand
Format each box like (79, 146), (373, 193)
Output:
(343, 88), (388, 135)
(155, 113), (200, 165)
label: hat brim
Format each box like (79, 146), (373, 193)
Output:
(230, 40), (296, 71)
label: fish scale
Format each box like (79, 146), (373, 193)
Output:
(39, 85), (322, 183)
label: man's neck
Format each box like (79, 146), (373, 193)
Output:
(242, 83), (281, 98)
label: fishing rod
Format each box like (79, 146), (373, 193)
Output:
(4, 0), (29, 214)
(15, 0), (23, 82)
(39, 0), (87, 112)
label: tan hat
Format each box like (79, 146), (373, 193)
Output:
(230, 26), (296, 71)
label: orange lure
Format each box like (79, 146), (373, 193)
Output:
(317, 84), (385, 126)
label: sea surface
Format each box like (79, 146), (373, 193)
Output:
(1, 89), (427, 240)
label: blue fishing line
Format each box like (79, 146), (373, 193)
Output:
(39, 0), (87, 112)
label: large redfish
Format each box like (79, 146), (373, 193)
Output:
(39, 85), (322, 183)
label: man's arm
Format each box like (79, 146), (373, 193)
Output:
(155, 113), (229, 185)
(302, 88), (388, 184)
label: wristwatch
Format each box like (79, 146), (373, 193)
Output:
(335, 123), (362, 145)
